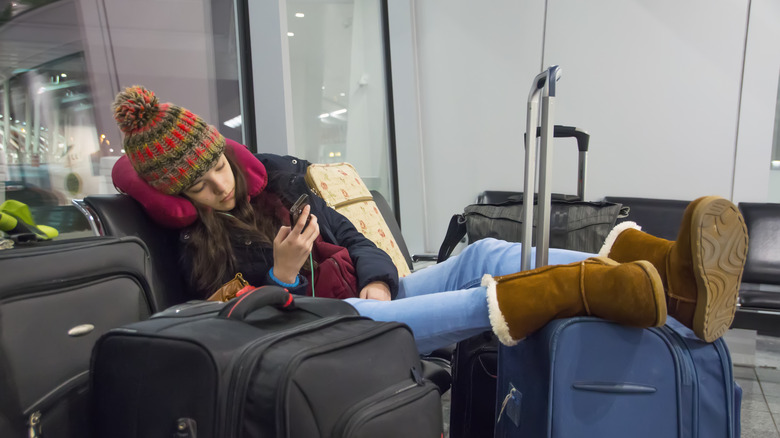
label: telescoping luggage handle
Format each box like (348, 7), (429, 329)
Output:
(521, 65), (561, 271)
(530, 125), (589, 200)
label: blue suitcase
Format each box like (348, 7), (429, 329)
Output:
(494, 316), (742, 438)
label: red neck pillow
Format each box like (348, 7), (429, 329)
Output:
(111, 138), (268, 228)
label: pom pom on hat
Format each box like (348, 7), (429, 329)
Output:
(112, 85), (225, 195)
(112, 86), (160, 134)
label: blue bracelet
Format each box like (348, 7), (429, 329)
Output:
(269, 268), (300, 288)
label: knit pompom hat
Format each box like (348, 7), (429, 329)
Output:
(112, 86), (225, 195)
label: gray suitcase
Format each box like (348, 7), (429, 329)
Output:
(0, 237), (153, 437)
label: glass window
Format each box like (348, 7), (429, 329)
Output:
(0, 0), (245, 242)
(770, 72), (780, 202)
(286, 0), (396, 206)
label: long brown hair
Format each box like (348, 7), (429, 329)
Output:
(184, 148), (281, 294)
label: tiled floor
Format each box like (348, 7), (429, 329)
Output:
(734, 334), (780, 438)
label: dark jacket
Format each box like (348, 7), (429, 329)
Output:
(179, 153), (399, 299)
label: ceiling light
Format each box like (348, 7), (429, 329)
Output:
(287, 32), (295, 37)
(295, 12), (304, 18)
(223, 115), (242, 129)
(319, 113), (329, 119)
(340, 93), (346, 97)
(61, 73), (67, 78)
(772, 160), (780, 170)
(330, 109), (347, 116)
(329, 152), (335, 158)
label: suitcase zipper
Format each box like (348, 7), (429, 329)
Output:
(332, 377), (439, 437)
(661, 326), (699, 437)
(273, 322), (411, 436)
(221, 316), (367, 437)
(23, 370), (89, 438)
(1, 272), (152, 311)
(27, 411), (41, 438)
(713, 339), (736, 438)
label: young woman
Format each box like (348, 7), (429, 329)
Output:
(112, 86), (749, 353)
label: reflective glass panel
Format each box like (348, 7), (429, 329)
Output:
(0, 0), (244, 241)
(286, 0), (394, 202)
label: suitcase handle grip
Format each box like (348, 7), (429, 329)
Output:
(218, 286), (295, 321)
(536, 125), (590, 152)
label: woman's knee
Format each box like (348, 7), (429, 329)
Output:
(464, 237), (516, 256)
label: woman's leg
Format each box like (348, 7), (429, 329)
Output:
(397, 238), (593, 299)
(345, 287), (491, 354)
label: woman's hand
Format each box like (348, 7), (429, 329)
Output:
(359, 281), (391, 301)
(273, 205), (320, 284)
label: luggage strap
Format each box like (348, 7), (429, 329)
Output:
(437, 214), (467, 263)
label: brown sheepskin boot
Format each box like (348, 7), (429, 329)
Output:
(483, 257), (667, 346)
(598, 196), (749, 342)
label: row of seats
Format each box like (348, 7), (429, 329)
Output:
(75, 193), (780, 335)
(606, 196), (780, 336)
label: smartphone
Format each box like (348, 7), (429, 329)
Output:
(290, 194), (310, 227)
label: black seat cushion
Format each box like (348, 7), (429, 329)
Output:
(370, 190), (413, 271)
(604, 196), (690, 241)
(738, 203), (780, 285)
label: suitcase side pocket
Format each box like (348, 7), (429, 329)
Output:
(333, 379), (442, 438)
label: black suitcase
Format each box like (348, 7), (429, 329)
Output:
(0, 236), (153, 438)
(448, 331), (498, 438)
(91, 286), (443, 438)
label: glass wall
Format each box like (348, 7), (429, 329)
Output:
(771, 73), (780, 202)
(0, 0), (245, 239)
(286, 0), (395, 204)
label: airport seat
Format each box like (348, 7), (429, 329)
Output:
(604, 196), (690, 241)
(731, 202), (780, 336)
(79, 186), (452, 391)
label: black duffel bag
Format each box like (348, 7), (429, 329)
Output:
(92, 286), (446, 438)
(437, 192), (627, 262)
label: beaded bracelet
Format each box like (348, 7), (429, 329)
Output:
(269, 268), (300, 288)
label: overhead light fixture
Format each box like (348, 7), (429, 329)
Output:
(223, 115), (242, 129)
(319, 113), (329, 119)
(295, 12), (304, 18)
(61, 73), (67, 78)
(287, 32), (295, 37)
(330, 109), (347, 116)
(772, 160), (780, 170)
(340, 93), (346, 97)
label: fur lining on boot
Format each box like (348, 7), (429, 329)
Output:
(598, 221), (642, 257)
(482, 274), (519, 346)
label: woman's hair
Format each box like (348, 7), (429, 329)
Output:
(184, 148), (282, 295)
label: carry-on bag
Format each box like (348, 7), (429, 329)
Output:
(493, 66), (741, 437)
(437, 125), (624, 263)
(0, 236), (153, 438)
(448, 331), (498, 438)
(495, 317), (741, 437)
(91, 286), (443, 438)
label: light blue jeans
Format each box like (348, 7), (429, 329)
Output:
(345, 238), (593, 354)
